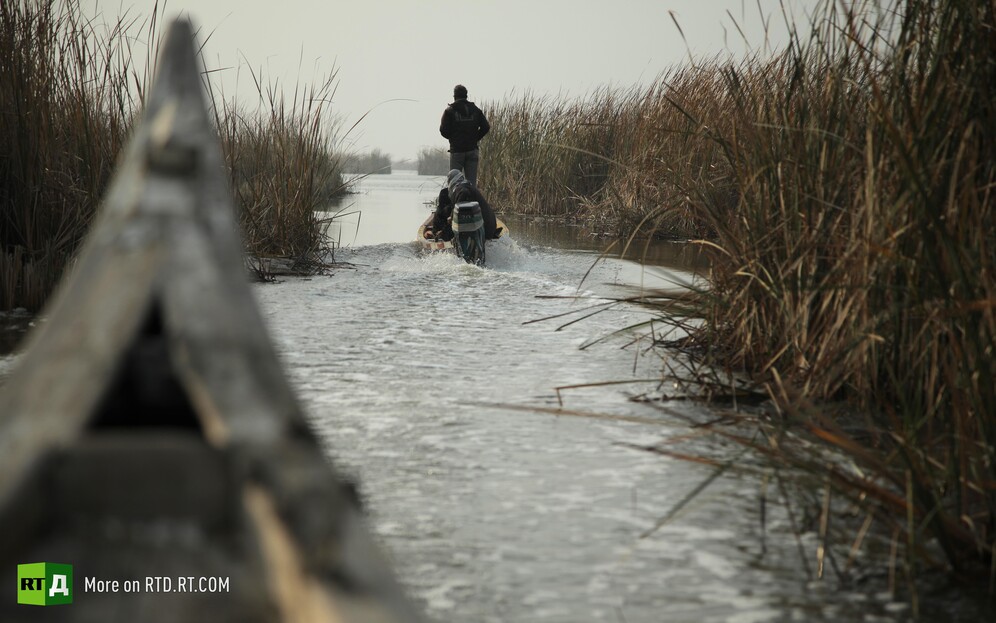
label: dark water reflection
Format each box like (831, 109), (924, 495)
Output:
(0, 312), (33, 357)
(502, 214), (710, 274)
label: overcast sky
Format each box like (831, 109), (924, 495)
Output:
(86, 0), (824, 160)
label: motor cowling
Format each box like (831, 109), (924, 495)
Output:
(451, 201), (485, 265)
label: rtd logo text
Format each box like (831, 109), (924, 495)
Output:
(17, 563), (74, 606)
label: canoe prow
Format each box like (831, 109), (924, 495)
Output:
(0, 18), (420, 623)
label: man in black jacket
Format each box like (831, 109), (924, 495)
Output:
(439, 84), (490, 185)
(426, 170), (499, 241)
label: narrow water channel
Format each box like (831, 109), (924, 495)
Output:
(252, 171), (924, 622)
(1, 171), (982, 622)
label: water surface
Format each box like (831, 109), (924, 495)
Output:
(256, 171), (927, 622)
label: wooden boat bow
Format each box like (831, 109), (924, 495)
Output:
(0, 19), (420, 623)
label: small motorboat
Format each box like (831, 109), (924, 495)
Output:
(417, 202), (508, 265)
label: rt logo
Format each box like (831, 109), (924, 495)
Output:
(17, 563), (73, 606)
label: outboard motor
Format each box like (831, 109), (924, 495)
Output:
(451, 201), (485, 265)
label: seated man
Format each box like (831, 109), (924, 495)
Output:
(425, 187), (455, 241)
(424, 170), (501, 241)
(445, 169), (499, 239)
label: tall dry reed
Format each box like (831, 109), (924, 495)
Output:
(481, 75), (734, 236)
(0, 0), (347, 308)
(676, 1), (995, 582)
(487, 0), (995, 589)
(0, 0), (156, 310)
(210, 67), (345, 276)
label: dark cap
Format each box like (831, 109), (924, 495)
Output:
(453, 84), (468, 99)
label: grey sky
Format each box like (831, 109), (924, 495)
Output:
(88, 1), (822, 160)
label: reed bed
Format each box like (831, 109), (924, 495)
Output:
(0, 0), (150, 310)
(492, 0), (995, 596)
(416, 146), (450, 176)
(341, 149), (392, 175)
(481, 75), (735, 236)
(211, 68), (346, 277)
(0, 0), (346, 308)
(680, 1), (994, 588)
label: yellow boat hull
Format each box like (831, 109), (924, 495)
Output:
(417, 213), (508, 252)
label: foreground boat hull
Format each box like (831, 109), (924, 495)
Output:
(0, 19), (418, 623)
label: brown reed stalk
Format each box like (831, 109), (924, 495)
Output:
(0, 0), (145, 311)
(487, 0), (995, 585)
(1, 1), (347, 305)
(213, 73), (345, 271)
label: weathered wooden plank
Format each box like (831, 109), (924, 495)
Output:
(0, 18), (420, 623)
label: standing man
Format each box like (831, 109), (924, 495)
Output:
(439, 84), (490, 186)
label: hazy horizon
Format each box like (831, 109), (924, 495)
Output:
(85, 0), (823, 161)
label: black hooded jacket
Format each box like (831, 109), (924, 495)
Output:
(432, 186), (499, 240)
(439, 99), (490, 152)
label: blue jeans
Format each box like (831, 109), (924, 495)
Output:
(449, 148), (480, 186)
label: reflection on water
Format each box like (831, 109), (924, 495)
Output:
(324, 171), (446, 248)
(502, 214), (710, 274)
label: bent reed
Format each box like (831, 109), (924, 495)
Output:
(1, 0), (345, 310)
(484, 0), (995, 593)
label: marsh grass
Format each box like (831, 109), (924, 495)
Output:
(0, 0), (155, 309)
(507, 0), (994, 597)
(0, 0), (347, 303)
(210, 66), (346, 278)
(481, 76), (732, 237)
(673, 1), (996, 588)
(416, 147), (449, 176)
(341, 149), (392, 175)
